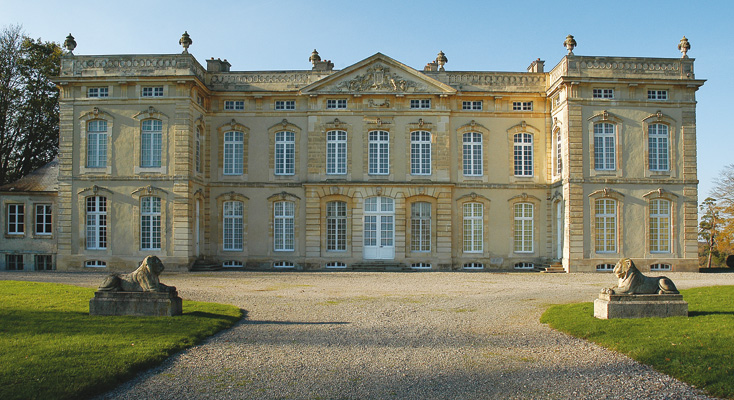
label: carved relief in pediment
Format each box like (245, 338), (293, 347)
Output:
(333, 64), (426, 93)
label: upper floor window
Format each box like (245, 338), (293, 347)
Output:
(223, 131), (244, 175)
(462, 132), (483, 176)
(274, 201), (295, 251)
(35, 204), (52, 235)
(513, 133), (533, 177)
(462, 101), (483, 110)
(648, 90), (668, 100)
(140, 196), (161, 251)
(462, 202), (483, 253)
(87, 120), (108, 168)
(595, 198), (617, 253)
(592, 88), (614, 99)
(555, 129), (562, 176)
(86, 196), (107, 250)
(593, 122), (616, 171)
(224, 100), (244, 111)
(87, 87), (108, 98)
(512, 101), (533, 111)
(410, 131), (431, 175)
(648, 124), (669, 171)
(223, 201), (244, 251)
(326, 201), (347, 251)
(7, 204), (24, 235)
(141, 86), (164, 97)
(275, 100), (295, 110)
(649, 199), (671, 253)
(514, 203), (534, 253)
(410, 99), (431, 109)
(411, 202), (431, 252)
(195, 127), (202, 174)
(141, 119), (162, 168)
(326, 99), (347, 109)
(274, 131), (295, 175)
(326, 130), (347, 175)
(368, 130), (389, 175)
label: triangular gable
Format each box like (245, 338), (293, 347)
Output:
(300, 53), (456, 95)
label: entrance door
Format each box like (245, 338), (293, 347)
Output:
(363, 197), (395, 260)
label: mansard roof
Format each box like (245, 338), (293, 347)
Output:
(0, 158), (58, 193)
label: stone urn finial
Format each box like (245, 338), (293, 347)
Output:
(563, 34), (577, 55)
(309, 49), (321, 67)
(678, 36), (691, 58)
(179, 31), (192, 54)
(436, 50), (448, 71)
(63, 33), (76, 55)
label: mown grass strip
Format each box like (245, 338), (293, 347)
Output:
(0, 281), (242, 400)
(541, 286), (734, 399)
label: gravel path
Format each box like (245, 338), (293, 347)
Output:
(3, 270), (732, 399)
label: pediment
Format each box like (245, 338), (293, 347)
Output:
(300, 53), (456, 95)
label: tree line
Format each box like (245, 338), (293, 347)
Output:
(700, 165), (734, 268)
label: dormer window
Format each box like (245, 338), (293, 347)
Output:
(593, 88), (614, 99)
(410, 99), (431, 109)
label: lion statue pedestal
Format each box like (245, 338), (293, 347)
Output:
(89, 256), (182, 316)
(594, 258), (687, 319)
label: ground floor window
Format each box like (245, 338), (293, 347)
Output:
(35, 255), (54, 271)
(5, 254), (23, 270)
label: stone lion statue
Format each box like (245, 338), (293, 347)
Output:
(98, 255), (176, 292)
(601, 258), (678, 295)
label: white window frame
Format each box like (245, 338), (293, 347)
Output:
(649, 199), (671, 253)
(87, 87), (109, 98)
(274, 261), (295, 269)
(463, 262), (484, 270)
(274, 201), (295, 251)
(140, 196), (161, 251)
(326, 130), (347, 175)
(195, 127), (201, 174)
(224, 100), (245, 111)
(35, 204), (52, 235)
(648, 124), (669, 172)
(223, 131), (244, 175)
(223, 260), (244, 268)
(592, 88), (614, 99)
(462, 101), (483, 110)
(275, 100), (295, 110)
(326, 201), (347, 251)
(274, 131), (295, 175)
(141, 119), (162, 168)
(513, 133), (533, 177)
(35, 254), (53, 270)
(410, 99), (431, 109)
(411, 202), (431, 252)
(596, 263), (614, 272)
(410, 131), (431, 175)
(595, 198), (617, 253)
(87, 120), (107, 168)
(463, 203), (483, 253)
(555, 129), (562, 176)
(648, 90), (668, 100)
(223, 201), (244, 251)
(650, 263), (671, 271)
(411, 263), (432, 270)
(514, 262), (534, 270)
(325, 261), (347, 269)
(513, 203), (534, 253)
(368, 130), (390, 175)
(86, 196), (107, 250)
(462, 132), (483, 176)
(593, 122), (616, 171)
(7, 204), (24, 235)
(85, 260), (107, 268)
(326, 99), (347, 109)
(512, 101), (533, 111)
(141, 86), (164, 97)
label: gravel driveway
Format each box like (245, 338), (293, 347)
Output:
(3, 270), (731, 399)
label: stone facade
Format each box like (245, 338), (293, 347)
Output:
(45, 45), (704, 272)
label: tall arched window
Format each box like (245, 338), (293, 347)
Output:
(368, 130), (389, 175)
(648, 124), (669, 172)
(411, 202), (431, 252)
(223, 201), (243, 251)
(410, 131), (431, 175)
(141, 119), (162, 168)
(462, 132), (482, 176)
(86, 196), (107, 249)
(326, 201), (347, 251)
(275, 131), (295, 175)
(87, 120), (107, 168)
(274, 201), (295, 251)
(649, 199), (670, 253)
(140, 196), (161, 250)
(594, 123), (615, 170)
(513, 133), (533, 176)
(462, 202), (483, 252)
(224, 131), (244, 175)
(326, 130), (347, 175)
(594, 198), (617, 253)
(513, 203), (533, 252)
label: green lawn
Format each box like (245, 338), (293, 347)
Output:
(541, 286), (734, 399)
(0, 281), (242, 400)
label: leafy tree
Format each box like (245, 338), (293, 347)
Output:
(699, 197), (723, 268)
(0, 25), (60, 185)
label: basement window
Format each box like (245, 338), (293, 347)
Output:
(325, 261), (347, 269)
(411, 263), (432, 270)
(223, 260), (243, 268)
(514, 262), (534, 270)
(463, 262), (484, 270)
(596, 263), (614, 272)
(650, 263), (671, 271)
(274, 261), (295, 269)
(85, 260), (107, 268)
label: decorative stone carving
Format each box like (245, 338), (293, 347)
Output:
(563, 34), (577, 55)
(601, 258), (679, 295)
(336, 64), (422, 93)
(368, 99), (391, 108)
(678, 36), (690, 58)
(98, 255), (176, 293)
(309, 49), (334, 71)
(64, 33), (76, 55)
(436, 51), (448, 71)
(179, 31), (192, 54)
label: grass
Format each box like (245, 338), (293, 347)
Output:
(0, 281), (242, 400)
(541, 286), (734, 399)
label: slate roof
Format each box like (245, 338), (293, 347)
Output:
(0, 158), (59, 193)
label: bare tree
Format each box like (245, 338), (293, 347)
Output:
(711, 164), (734, 257)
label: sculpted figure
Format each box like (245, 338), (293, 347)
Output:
(601, 258), (679, 295)
(97, 255), (176, 292)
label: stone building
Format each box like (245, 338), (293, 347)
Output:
(44, 35), (704, 272)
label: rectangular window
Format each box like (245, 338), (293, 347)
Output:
(35, 255), (53, 271)
(7, 204), (24, 235)
(368, 130), (389, 175)
(592, 88), (614, 99)
(274, 131), (295, 175)
(86, 196), (107, 249)
(87, 87), (109, 98)
(594, 123), (616, 170)
(140, 196), (161, 251)
(141, 119), (162, 168)
(410, 99), (431, 109)
(649, 199), (671, 253)
(223, 201), (244, 251)
(274, 201), (295, 251)
(462, 203), (483, 253)
(35, 204), (52, 235)
(648, 124), (669, 171)
(224, 100), (245, 110)
(326, 201), (347, 251)
(555, 130), (562, 176)
(195, 127), (202, 174)
(595, 199), (617, 253)
(223, 131), (244, 175)
(275, 100), (295, 110)
(87, 120), (108, 168)
(512, 101), (533, 111)
(326, 130), (347, 175)
(462, 101), (483, 110)
(141, 86), (164, 97)
(462, 132), (483, 176)
(513, 133), (533, 177)
(514, 203), (534, 253)
(85, 260), (107, 268)
(411, 202), (431, 252)
(5, 254), (23, 270)
(326, 99), (347, 109)
(410, 131), (431, 175)
(648, 90), (668, 100)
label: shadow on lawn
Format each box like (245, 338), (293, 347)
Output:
(688, 310), (734, 317)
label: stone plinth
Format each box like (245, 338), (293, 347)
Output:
(89, 291), (182, 316)
(594, 293), (688, 319)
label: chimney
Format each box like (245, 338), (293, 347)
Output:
(527, 58), (545, 73)
(207, 58), (231, 72)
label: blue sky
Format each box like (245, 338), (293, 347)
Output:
(2, 0), (730, 201)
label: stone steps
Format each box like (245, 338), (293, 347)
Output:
(189, 260), (223, 272)
(348, 263), (411, 272)
(539, 263), (566, 274)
